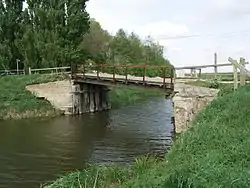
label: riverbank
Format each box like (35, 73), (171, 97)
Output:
(46, 85), (250, 188)
(0, 74), (68, 120)
(0, 75), (162, 120)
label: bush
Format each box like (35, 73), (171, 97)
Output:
(206, 80), (220, 89)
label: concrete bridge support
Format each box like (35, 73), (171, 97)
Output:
(173, 84), (218, 133)
(72, 82), (111, 115)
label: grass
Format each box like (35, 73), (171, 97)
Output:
(109, 87), (162, 108)
(43, 156), (160, 188)
(185, 80), (234, 96)
(0, 74), (67, 120)
(46, 85), (250, 188)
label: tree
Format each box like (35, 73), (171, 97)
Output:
(23, 0), (90, 68)
(80, 19), (112, 63)
(64, 0), (90, 64)
(0, 0), (90, 70)
(110, 29), (132, 64)
(0, 0), (24, 69)
(0, 1), (171, 73)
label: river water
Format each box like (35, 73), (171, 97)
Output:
(0, 98), (174, 188)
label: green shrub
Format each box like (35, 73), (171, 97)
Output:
(206, 80), (219, 89)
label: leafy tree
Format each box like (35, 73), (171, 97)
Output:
(0, 1), (171, 74)
(110, 29), (132, 64)
(0, 0), (90, 70)
(80, 19), (112, 63)
(0, 0), (24, 69)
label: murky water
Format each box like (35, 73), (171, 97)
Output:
(0, 98), (174, 188)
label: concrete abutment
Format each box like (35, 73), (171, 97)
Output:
(172, 84), (218, 133)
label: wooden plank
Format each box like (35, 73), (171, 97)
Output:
(175, 62), (248, 70)
(214, 53), (218, 78)
(72, 84), (81, 114)
(31, 67), (70, 71)
(229, 57), (250, 77)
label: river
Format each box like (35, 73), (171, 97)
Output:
(0, 98), (174, 188)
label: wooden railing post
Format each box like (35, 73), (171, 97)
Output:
(101, 64), (104, 73)
(163, 67), (166, 89)
(143, 66), (146, 85)
(97, 65), (100, 79)
(214, 52), (218, 79)
(125, 66), (128, 84)
(113, 65), (116, 82)
(233, 63), (238, 90)
(240, 57), (246, 86)
(198, 69), (202, 80)
(83, 64), (86, 75)
(170, 68), (174, 91)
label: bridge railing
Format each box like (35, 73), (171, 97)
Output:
(72, 63), (175, 90)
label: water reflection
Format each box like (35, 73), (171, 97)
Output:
(0, 98), (173, 188)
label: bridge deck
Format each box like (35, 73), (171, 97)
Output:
(71, 64), (174, 93)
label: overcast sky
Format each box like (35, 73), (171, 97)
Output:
(86, 0), (250, 71)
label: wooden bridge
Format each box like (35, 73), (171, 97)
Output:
(70, 63), (175, 115)
(71, 63), (175, 92)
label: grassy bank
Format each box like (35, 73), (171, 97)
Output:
(110, 87), (162, 108)
(0, 74), (67, 120)
(186, 80), (234, 96)
(46, 85), (250, 188)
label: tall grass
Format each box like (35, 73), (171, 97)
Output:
(109, 87), (162, 108)
(0, 74), (67, 120)
(46, 85), (250, 188)
(43, 156), (159, 188)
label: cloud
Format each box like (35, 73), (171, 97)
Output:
(211, 0), (250, 18)
(86, 0), (250, 70)
(135, 21), (189, 39)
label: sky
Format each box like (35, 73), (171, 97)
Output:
(86, 0), (250, 72)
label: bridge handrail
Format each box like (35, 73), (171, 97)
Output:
(74, 63), (173, 69)
(72, 63), (175, 90)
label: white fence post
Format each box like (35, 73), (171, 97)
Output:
(29, 67), (32, 75)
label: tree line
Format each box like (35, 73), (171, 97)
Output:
(0, 1), (171, 72)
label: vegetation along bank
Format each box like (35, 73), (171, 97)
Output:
(45, 85), (250, 188)
(0, 74), (162, 121)
(0, 74), (66, 120)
